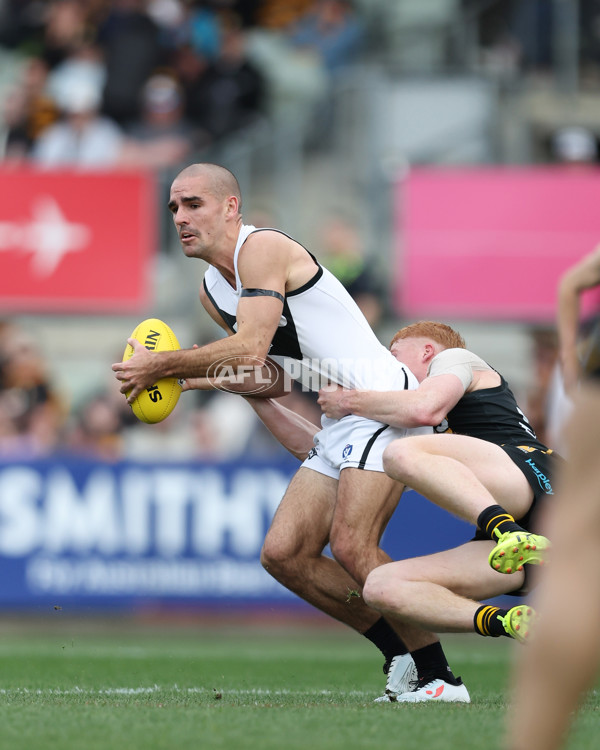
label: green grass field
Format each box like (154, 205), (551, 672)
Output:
(0, 614), (597, 750)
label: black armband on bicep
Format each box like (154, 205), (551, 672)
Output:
(241, 288), (285, 303)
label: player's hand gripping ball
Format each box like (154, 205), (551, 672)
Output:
(122, 318), (182, 424)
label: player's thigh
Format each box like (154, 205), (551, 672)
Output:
(373, 541), (526, 601)
(264, 466), (338, 558)
(406, 433), (533, 517)
(333, 467), (403, 545)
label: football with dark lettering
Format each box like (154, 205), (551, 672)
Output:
(122, 318), (182, 424)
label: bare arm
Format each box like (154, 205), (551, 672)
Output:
(189, 278), (315, 458)
(182, 292), (291, 398)
(318, 374), (465, 428)
(112, 235), (289, 401)
(181, 359), (290, 398)
(557, 245), (600, 394)
(245, 398), (319, 461)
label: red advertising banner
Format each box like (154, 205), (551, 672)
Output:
(0, 169), (156, 312)
(395, 167), (600, 321)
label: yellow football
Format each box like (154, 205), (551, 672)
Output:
(122, 318), (182, 424)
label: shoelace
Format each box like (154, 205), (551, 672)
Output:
(382, 654), (400, 675)
(407, 671), (439, 692)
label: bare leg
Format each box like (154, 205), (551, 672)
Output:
(506, 382), (600, 750)
(382, 433), (533, 524)
(363, 541), (525, 632)
(330, 467), (439, 651)
(261, 467), (380, 632)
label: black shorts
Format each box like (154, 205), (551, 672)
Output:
(472, 444), (565, 596)
(472, 444), (563, 539)
(499, 444), (565, 530)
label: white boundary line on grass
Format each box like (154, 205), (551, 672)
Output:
(0, 686), (372, 697)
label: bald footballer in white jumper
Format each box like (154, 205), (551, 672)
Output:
(113, 162), (469, 702)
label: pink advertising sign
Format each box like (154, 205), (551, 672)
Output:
(395, 167), (600, 321)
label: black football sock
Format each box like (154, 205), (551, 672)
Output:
(474, 605), (511, 638)
(363, 617), (409, 669)
(410, 642), (460, 684)
(477, 504), (526, 541)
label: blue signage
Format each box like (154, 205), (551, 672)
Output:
(0, 456), (473, 610)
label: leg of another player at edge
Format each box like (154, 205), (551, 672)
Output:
(506, 383), (600, 750)
(363, 541), (533, 641)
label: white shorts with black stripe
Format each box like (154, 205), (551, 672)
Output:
(301, 415), (431, 479)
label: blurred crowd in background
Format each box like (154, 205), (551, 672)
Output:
(1, 0), (600, 461)
(4, 1), (600, 169)
(0, 0), (367, 169)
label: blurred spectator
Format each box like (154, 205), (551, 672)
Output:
(0, 0), (88, 64)
(228, 0), (263, 29)
(245, 23), (326, 135)
(173, 386), (321, 461)
(184, 0), (222, 60)
(97, 0), (166, 125)
(288, 0), (364, 75)
(0, 320), (66, 456)
(550, 125), (599, 167)
(254, 0), (314, 30)
(469, 0), (520, 76)
(181, 11), (266, 143)
(146, 0), (187, 34)
(287, 0), (364, 143)
(46, 40), (108, 109)
(509, 0), (553, 74)
(119, 72), (196, 169)
(245, 0), (363, 141)
(0, 56), (59, 163)
(39, 0), (92, 69)
(121, 397), (220, 460)
(317, 214), (385, 329)
(65, 392), (125, 461)
(0, 0), (42, 52)
(30, 74), (125, 169)
(170, 41), (210, 110)
(579, 0), (600, 75)
(196, 389), (265, 458)
(65, 362), (143, 460)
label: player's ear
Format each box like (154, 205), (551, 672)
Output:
(225, 195), (239, 217)
(423, 343), (436, 362)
